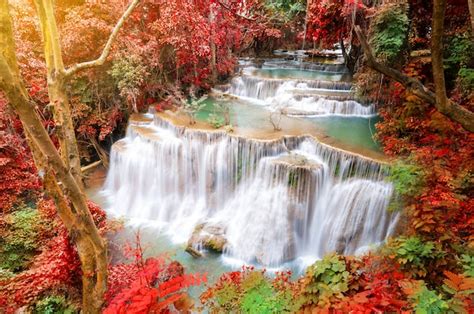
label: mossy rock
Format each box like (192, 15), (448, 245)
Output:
(186, 222), (227, 257)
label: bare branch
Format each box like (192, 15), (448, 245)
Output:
(215, 0), (257, 21)
(64, 0), (140, 77)
(354, 25), (474, 132)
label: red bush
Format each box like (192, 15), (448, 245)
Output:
(0, 96), (40, 212)
(0, 199), (108, 311)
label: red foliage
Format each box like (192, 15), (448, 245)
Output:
(0, 199), (108, 311)
(305, 0), (369, 49)
(337, 256), (410, 312)
(105, 245), (206, 313)
(76, 105), (124, 141)
(0, 96), (40, 212)
(375, 63), (474, 244)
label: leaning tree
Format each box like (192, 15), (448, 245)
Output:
(0, 0), (139, 312)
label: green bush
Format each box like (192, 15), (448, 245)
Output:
(369, 1), (409, 64)
(109, 54), (148, 100)
(385, 237), (444, 277)
(0, 207), (46, 272)
(265, 0), (305, 21)
(386, 161), (425, 210)
(459, 254), (474, 277)
(410, 286), (449, 314)
(240, 272), (294, 313)
(445, 33), (474, 92)
(34, 295), (76, 314)
(203, 270), (297, 313)
(301, 254), (351, 307)
(458, 68), (474, 90)
(446, 33), (474, 68)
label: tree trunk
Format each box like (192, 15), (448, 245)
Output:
(49, 76), (84, 188)
(209, 4), (218, 83)
(468, 0), (474, 33)
(0, 2), (107, 312)
(90, 136), (109, 169)
(302, 0), (312, 50)
(34, 0), (84, 188)
(431, 0), (448, 112)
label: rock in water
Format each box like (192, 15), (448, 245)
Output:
(186, 223), (227, 258)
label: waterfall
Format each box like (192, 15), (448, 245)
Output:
(102, 114), (398, 267)
(223, 75), (375, 117)
(262, 60), (348, 73)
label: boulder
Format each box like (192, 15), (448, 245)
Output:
(185, 222), (227, 258)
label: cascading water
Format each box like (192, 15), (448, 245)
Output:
(102, 113), (399, 267)
(221, 65), (375, 117)
(262, 59), (348, 73)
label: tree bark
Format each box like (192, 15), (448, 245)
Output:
(209, 3), (218, 83)
(33, 0), (141, 189)
(2, 0), (141, 311)
(90, 136), (109, 169)
(0, 2), (107, 312)
(468, 0), (474, 33)
(431, 0), (448, 112)
(34, 0), (84, 189)
(354, 25), (474, 132)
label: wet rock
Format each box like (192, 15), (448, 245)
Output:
(185, 223), (227, 258)
(185, 246), (203, 258)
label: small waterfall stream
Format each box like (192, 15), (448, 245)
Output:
(218, 60), (376, 117)
(102, 55), (397, 268)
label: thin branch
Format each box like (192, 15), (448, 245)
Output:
(216, 0), (257, 21)
(354, 25), (474, 132)
(63, 0), (141, 77)
(431, 0), (448, 111)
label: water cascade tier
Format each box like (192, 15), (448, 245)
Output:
(218, 58), (375, 117)
(103, 114), (399, 267)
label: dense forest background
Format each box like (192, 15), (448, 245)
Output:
(0, 0), (473, 312)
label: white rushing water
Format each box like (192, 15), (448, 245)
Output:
(220, 60), (376, 117)
(102, 114), (398, 267)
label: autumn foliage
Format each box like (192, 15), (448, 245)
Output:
(305, 0), (370, 49)
(104, 233), (206, 313)
(0, 199), (106, 311)
(0, 97), (40, 212)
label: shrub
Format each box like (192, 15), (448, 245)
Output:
(0, 206), (46, 272)
(299, 254), (352, 308)
(105, 233), (205, 313)
(409, 286), (449, 314)
(385, 237), (445, 278)
(386, 160), (425, 210)
(458, 68), (474, 91)
(445, 33), (474, 68)
(0, 199), (106, 310)
(459, 254), (474, 278)
(33, 295), (77, 314)
(0, 98), (40, 211)
(109, 53), (148, 112)
(369, 1), (409, 64)
(201, 268), (298, 313)
(240, 272), (294, 313)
